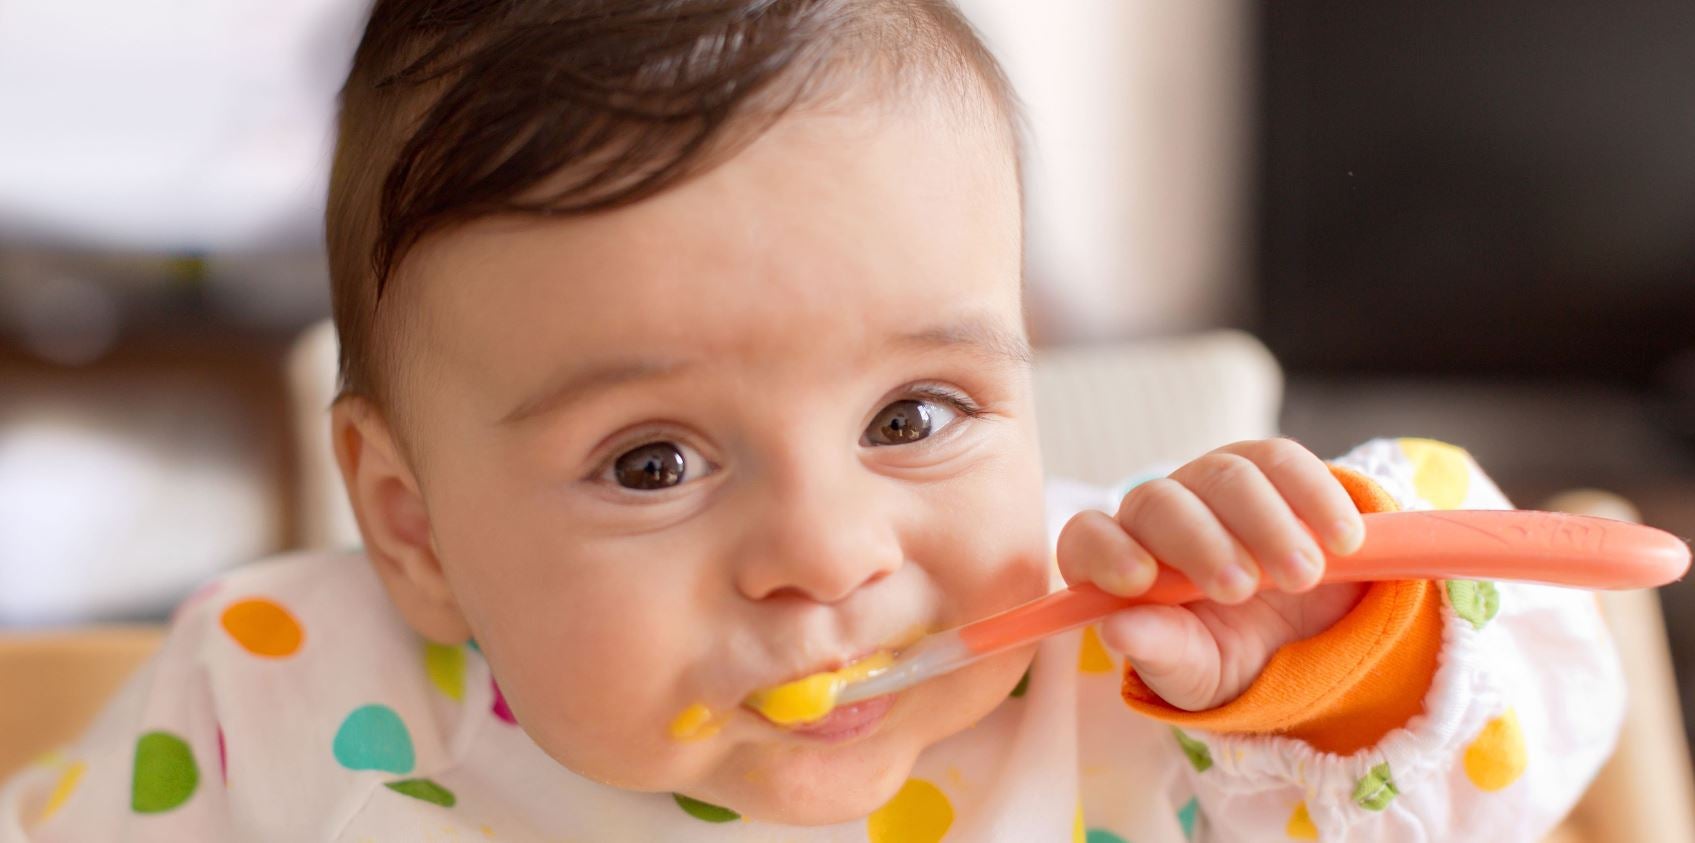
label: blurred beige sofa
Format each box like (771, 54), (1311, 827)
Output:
(3, 327), (1690, 843)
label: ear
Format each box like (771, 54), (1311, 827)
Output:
(330, 395), (471, 644)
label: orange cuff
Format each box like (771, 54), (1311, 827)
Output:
(1119, 465), (1445, 755)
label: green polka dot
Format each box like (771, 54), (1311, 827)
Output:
(1447, 580), (1500, 630)
(424, 642), (466, 701)
(385, 778), (456, 807)
(1010, 668), (1031, 698)
(1087, 829), (1130, 843)
(131, 731), (198, 814)
(1177, 797), (1198, 839)
(1172, 728), (1212, 773)
(673, 793), (739, 822)
(1352, 762), (1399, 811)
(466, 638), (481, 654)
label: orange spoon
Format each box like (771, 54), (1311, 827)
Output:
(834, 509), (1690, 705)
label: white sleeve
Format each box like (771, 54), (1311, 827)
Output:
(0, 603), (233, 842)
(1172, 437), (1627, 842)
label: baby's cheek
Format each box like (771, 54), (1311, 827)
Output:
(496, 635), (700, 789)
(479, 586), (709, 789)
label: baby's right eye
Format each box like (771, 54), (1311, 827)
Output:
(607, 440), (706, 491)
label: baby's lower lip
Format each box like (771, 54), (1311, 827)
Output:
(758, 694), (894, 743)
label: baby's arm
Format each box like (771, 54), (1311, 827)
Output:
(1135, 438), (1624, 841)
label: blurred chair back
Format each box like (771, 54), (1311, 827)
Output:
(0, 627), (164, 776)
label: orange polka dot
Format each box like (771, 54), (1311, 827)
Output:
(220, 598), (303, 657)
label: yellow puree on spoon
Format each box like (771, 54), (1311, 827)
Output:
(667, 652), (896, 740)
(742, 651), (894, 726)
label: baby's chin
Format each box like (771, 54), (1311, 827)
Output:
(708, 705), (935, 824)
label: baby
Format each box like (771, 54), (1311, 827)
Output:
(1, 1), (1624, 840)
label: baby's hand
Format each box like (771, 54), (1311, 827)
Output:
(1055, 438), (1368, 710)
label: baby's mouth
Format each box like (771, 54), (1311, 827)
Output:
(742, 651), (896, 727)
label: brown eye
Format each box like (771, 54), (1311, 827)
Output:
(612, 442), (687, 490)
(866, 399), (953, 446)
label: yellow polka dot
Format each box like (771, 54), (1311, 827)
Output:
(1285, 801), (1317, 840)
(1397, 438), (1471, 510)
(37, 760), (85, 823)
(424, 642), (466, 701)
(1464, 707), (1528, 791)
(1073, 802), (1086, 843)
(1078, 626), (1115, 674)
(868, 778), (954, 843)
(220, 598), (303, 657)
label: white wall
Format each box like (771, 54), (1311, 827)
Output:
(959, 1), (1256, 341)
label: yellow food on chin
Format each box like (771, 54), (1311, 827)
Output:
(668, 702), (723, 741)
(744, 651), (894, 725)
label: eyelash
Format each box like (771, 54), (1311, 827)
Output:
(905, 383), (988, 421)
(588, 383), (987, 486)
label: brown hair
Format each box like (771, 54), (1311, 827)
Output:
(327, 0), (1021, 413)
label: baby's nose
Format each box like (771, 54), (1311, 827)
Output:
(730, 469), (905, 604)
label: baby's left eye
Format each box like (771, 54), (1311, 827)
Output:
(862, 393), (970, 447)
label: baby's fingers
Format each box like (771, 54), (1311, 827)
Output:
(1168, 452), (1325, 593)
(1057, 509), (1159, 597)
(1099, 605), (1221, 711)
(1214, 438), (1363, 556)
(1115, 479), (1261, 603)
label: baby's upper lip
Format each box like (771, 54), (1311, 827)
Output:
(744, 624), (927, 699)
(751, 645), (885, 695)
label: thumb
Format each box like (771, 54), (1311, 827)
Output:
(1098, 605), (1222, 711)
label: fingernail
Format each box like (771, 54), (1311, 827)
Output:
(1098, 560), (1152, 597)
(1330, 518), (1364, 553)
(1282, 547), (1322, 590)
(1215, 565), (1258, 602)
(1096, 567), (1136, 597)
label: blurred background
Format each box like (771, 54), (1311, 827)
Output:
(2, 0), (1693, 760)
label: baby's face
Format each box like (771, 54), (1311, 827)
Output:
(398, 94), (1049, 824)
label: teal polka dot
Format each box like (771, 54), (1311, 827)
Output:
(385, 778), (456, 807)
(1177, 797), (1198, 839)
(332, 704), (415, 774)
(674, 793), (739, 822)
(131, 731), (199, 814)
(1087, 829), (1130, 843)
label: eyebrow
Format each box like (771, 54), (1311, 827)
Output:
(499, 357), (691, 425)
(899, 312), (1033, 368)
(498, 313), (1031, 426)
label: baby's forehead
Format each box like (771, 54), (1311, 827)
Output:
(337, 0), (1022, 413)
(398, 105), (1024, 423)
(415, 97), (1020, 306)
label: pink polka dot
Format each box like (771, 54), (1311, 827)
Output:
(491, 677), (517, 725)
(216, 726), (227, 784)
